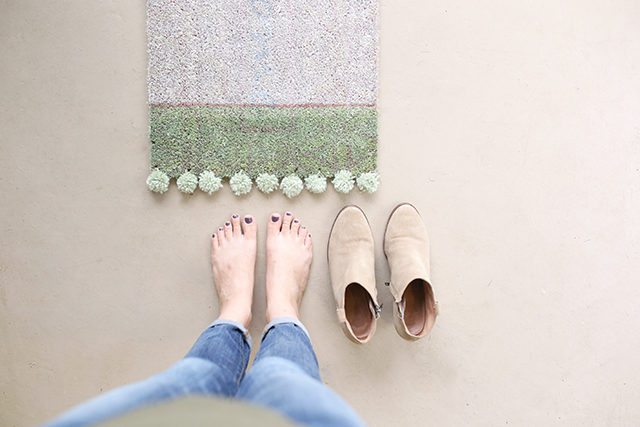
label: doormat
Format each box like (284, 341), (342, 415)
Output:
(146, 0), (378, 197)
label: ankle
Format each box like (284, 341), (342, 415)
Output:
(218, 304), (252, 329)
(266, 302), (299, 323)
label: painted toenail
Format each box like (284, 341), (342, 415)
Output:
(225, 222), (230, 226)
(218, 227), (223, 231)
(212, 234), (216, 238)
(293, 219), (299, 223)
(271, 215), (279, 222)
(285, 212), (292, 216)
(232, 214), (239, 218)
(244, 217), (253, 224)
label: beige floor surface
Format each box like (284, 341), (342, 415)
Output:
(2, 1), (640, 426)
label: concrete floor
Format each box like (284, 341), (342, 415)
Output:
(2, 1), (640, 426)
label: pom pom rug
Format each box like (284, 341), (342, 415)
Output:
(147, 0), (378, 196)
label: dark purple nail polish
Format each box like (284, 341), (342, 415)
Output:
(218, 227), (223, 231)
(232, 214), (239, 218)
(293, 219), (299, 223)
(212, 234), (216, 238)
(285, 212), (292, 216)
(271, 215), (279, 222)
(225, 222), (230, 226)
(244, 217), (253, 224)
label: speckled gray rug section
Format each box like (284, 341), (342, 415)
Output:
(146, 0), (379, 196)
(148, 0), (377, 105)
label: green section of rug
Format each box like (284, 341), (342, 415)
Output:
(148, 105), (378, 196)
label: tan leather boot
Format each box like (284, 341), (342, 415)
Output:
(384, 203), (437, 340)
(328, 205), (381, 344)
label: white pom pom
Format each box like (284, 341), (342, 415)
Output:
(304, 174), (327, 194)
(198, 171), (222, 194)
(332, 170), (355, 194)
(256, 173), (279, 194)
(146, 169), (170, 194)
(229, 172), (252, 196)
(280, 175), (304, 198)
(176, 171), (198, 194)
(356, 172), (380, 193)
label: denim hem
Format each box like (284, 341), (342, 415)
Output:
(262, 317), (311, 341)
(209, 319), (253, 348)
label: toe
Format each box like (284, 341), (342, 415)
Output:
(298, 225), (308, 240)
(241, 215), (257, 239)
(211, 232), (219, 252)
(223, 221), (232, 239)
(291, 218), (301, 235)
(268, 212), (282, 236)
(216, 227), (225, 244)
(281, 211), (293, 233)
(305, 233), (312, 248)
(231, 214), (242, 236)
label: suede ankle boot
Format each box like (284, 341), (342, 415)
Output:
(328, 206), (381, 344)
(384, 203), (437, 340)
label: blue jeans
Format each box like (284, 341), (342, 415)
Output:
(45, 318), (365, 427)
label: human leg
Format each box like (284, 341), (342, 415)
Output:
(45, 320), (251, 427)
(236, 212), (365, 427)
(45, 214), (258, 426)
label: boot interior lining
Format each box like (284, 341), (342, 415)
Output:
(403, 279), (436, 336)
(345, 283), (374, 340)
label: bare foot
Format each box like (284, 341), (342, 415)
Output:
(265, 211), (313, 322)
(210, 214), (257, 328)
